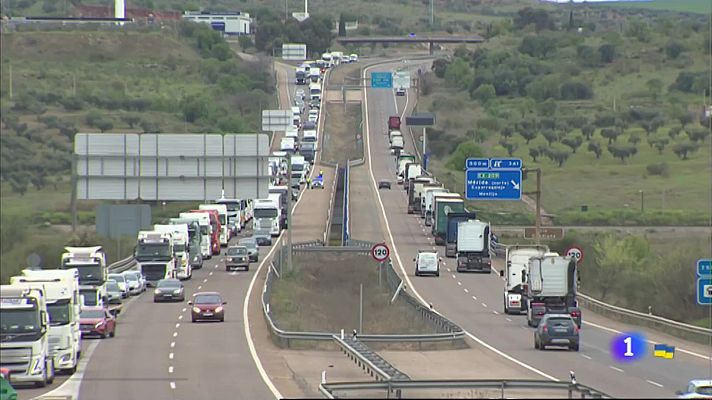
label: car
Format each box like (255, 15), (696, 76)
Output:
(677, 380), (712, 398)
(121, 270), (143, 295)
(238, 237), (259, 262)
(153, 278), (185, 302)
(349, 54), (358, 63)
(414, 250), (441, 277)
(395, 87), (406, 96)
(225, 245), (250, 271)
(105, 281), (123, 305)
(294, 98), (305, 112)
(107, 273), (129, 298)
(307, 111), (319, 123)
(188, 292), (227, 322)
(310, 176), (324, 189)
(79, 307), (116, 339)
(378, 180), (391, 190)
(295, 88), (305, 100)
(309, 99), (321, 109)
(534, 314), (580, 351)
(302, 121), (317, 131)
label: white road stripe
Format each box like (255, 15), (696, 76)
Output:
(169, 366), (174, 374)
(170, 382), (176, 390)
(482, 303), (488, 308)
(581, 354), (592, 360)
(451, 274), (456, 279)
(170, 341), (175, 348)
(182, 308), (186, 312)
(209, 272), (214, 276)
(464, 288), (469, 293)
(447, 268), (451, 272)
(493, 311), (499, 315)
(169, 352), (174, 359)
(457, 281), (462, 286)
(198, 286), (202, 290)
(609, 366), (624, 373)
(175, 323), (180, 328)
(203, 278), (208, 283)
(472, 295), (477, 300)
(646, 380), (664, 388)
(173, 331), (178, 338)
(178, 315), (183, 320)
(505, 318), (512, 322)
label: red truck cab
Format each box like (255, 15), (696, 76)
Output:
(189, 209), (221, 255)
(388, 115), (401, 132)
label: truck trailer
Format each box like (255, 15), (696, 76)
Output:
(500, 245), (550, 315)
(526, 255), (581, 328)
(455, 220), (491, 272)
(444, 211), (477, 258)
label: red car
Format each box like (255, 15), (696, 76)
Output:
(79, 307), (116, 338)
(189, 292), (226, 322)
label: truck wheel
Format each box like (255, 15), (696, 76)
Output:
(226, 266), (230, 271)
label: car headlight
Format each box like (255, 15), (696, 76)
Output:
(192, 307), (201, 313)
(154, 289), (161, 294)
(173, 289), (181, 294)
(215, 306), (223, 313)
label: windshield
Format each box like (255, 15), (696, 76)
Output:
(80, 309), (104, 319)
(79, 289), (98, 306)
(108, 274), (125, 283)
(194, 295), (222, 305)
(546, 317), (574, 327)
(142, 264), (167, 280)
(0, 309), (41, 334)
(157, 280), (181, 288)
(174, 244), (186, 253)
(200, 226), (209, 235)
(218, 215), (226, 225)
(136, 243), (172, 260)
(254, 208), (278, 219)
(697, 387), (712, 395)
(227, 247), (247, 255)
(217, 202), (238, 212)
(124, 273), (138, 282)
(106, 282), (120, 291)
(47, 299), (71, 326)
(70, 264), (103, 284)
(239, 240), (256, 249)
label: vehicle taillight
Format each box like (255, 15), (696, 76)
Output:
(571, 310), (580, 317)
(536, 310), (545, 316)
(574, 325), (580, 333)
(542, 325), (548, 333)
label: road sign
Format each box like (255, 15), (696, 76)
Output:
(282, 43), (307, 61)
(371, 72), (393, 88)
(565, 246), (584, 264)
(262, 110), (293, 132)
(466, 158), (488, 169)
(465, 169), (521, 200)
(524, 227), (564, 240)
(697, 277), (712, 305)
(697, 259), (712, 277)
(393, 70), (410, 89)
(405, 112), (435, 127)
(371, 243), (390, 262)
(489, 158), (522, 170)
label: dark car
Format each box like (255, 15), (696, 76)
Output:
(301, 121), (317, 131)
(378, 180), (391, 190)
(395, 87), (406, 96)
(225, 246), (250, 271)
(79, 307), (116, 339)
(153, 278), (185, 302)
(189, 292), (226, 322)
(534, 314), (580, 351)
(238, 238), (259, 262)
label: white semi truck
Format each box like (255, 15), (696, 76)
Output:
(0, 286), (55, 387)
(169, 217), (204, 270)
(135, 231), (176, 287)
(179, 212), (211, 260)
(198, 204), (230, 246)
(500, 245), (550, 315)
(253, 198), (280, 245)
(526, 254), (581, 327)
(154, 224), (192, 280)
(10, 269), (81, 374)
(60, 246), (108, 312)
(455, 220), (492, 273)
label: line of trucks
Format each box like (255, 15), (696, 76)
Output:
(388, 115), (581, 327)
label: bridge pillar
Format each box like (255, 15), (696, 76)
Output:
(429, 41), (434, 55)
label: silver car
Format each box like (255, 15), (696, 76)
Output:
(108, 273), (129, 298)
(122, 270), (145, 295)
(238, 238), (259, 262)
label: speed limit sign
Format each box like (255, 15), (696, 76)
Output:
(565, 246), (584, 264)
(371, 243), (390, 262)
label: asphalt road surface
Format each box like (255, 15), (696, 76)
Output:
(351, 58), (710, 398)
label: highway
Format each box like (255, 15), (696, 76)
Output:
(351, 58), (710, 398)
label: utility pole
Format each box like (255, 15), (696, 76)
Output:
(523, 167), (542, 244)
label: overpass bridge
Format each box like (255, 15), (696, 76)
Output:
(337, 35), (485, 54)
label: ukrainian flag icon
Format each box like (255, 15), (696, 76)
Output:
(653, 344), (675, 359)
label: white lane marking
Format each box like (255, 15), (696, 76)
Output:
(493, 311), (499, 315)
(583, 320), (711, 361)
(457, 281), (462, 286)
(609, 366), (624, 373)
(169, 366), (174, 374)
(38, 340), (99, 399)
(214, 265), (218, 269)
(178, 315), (183, 320)
(505, 318), (512, 322)
(230, 272), (238, 276)
(173, 331), (178, 338)
(464, 288), (469, 293)
(482, 303), (488, 308)
(447, 268), (451, 272)
(203, 278), (208, 283)
(182, 308), (186, 312)
(170, 382), (176, 390)
(646, 380), (664, 388)
(581, 354), (592, 360)
(364, 61), (559, 382)
(175, 323), (180, 329)
(169, 352), (174, 359)
(209, 272), (214, 276)
(170, 342), (176, 348)
(198, 286), (202, 290)
(451, 274), (456, 279)
(472, 296), (477, 300)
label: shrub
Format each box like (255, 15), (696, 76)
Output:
(646, 162), (669, 177)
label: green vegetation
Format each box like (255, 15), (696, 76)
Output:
(596, 0), (711, 14)
(417, 6), (711, 225)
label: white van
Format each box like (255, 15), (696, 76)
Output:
(389, 130), (403, 144)
(302, 130), (318, 151)
(280, 137), (296, 153)
(309, 83), (322, 101)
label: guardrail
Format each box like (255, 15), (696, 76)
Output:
(490, 242), (711, 343)
(342, 162), (350, 244)
(318, 378), (611, 399)
(262, 246), (465, 348)
(108, 255), (137, 273)
(333, 334), (410, 382)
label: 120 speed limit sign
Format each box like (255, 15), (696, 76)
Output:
(565, 246), (584, 264)
(371, 243), (390, 262)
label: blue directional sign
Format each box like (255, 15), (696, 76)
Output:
(371, 72), (393, 88)
(697, 277), (712, 305)
(466, 158), (489, 169)
(490, 158), (522, 170)
(697, 259), (712, 277)
(466, 169), (522, 200)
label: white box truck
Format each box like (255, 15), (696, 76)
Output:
(1, 286), (55, 387)
(154, 224), (192, 280)
(500, 245), (550, 315)
(253, 198), (280, 244)
(526, 254), (581, 327)
(456, 220), (492, 273)
(10, 269), (81, 374)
